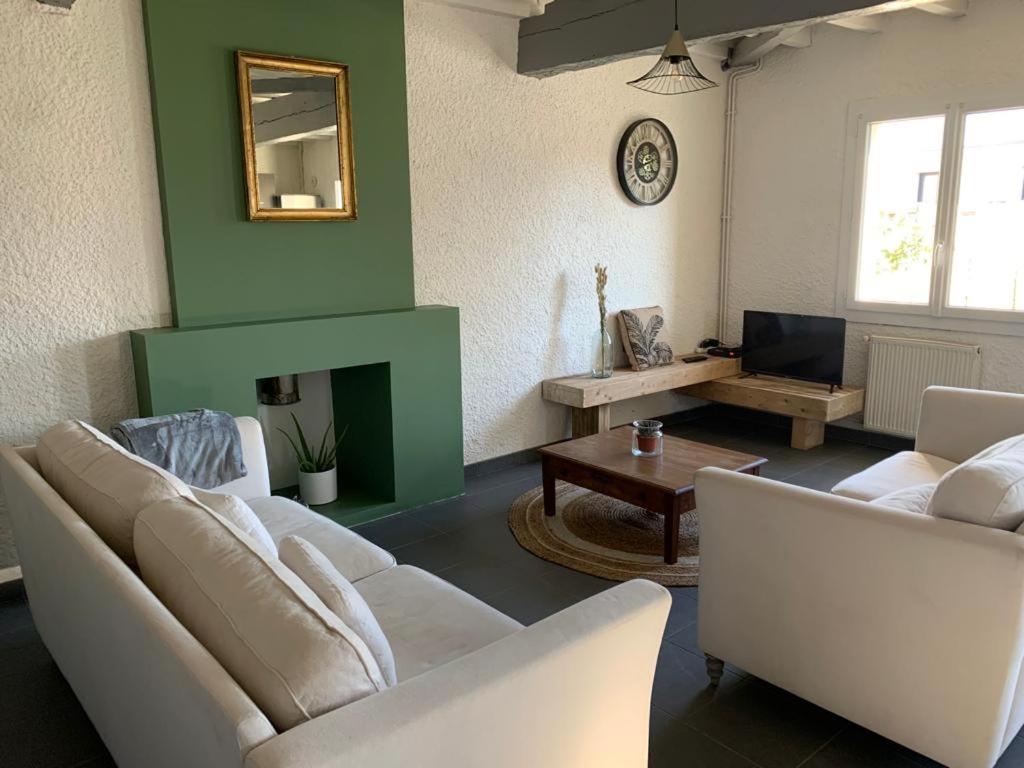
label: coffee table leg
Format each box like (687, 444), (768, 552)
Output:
(542, 457), (556, 517)
(664, 504), (681, 565)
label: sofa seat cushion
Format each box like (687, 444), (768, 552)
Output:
(831, 451), (957, 502)
(134, 496), (387, 732)
(36, 420), (192, 566)
(354, 565), (522, 682)
(246, 496), (395, 583)
(930, 434), (1024, 530)
(873, 483), (936, 516)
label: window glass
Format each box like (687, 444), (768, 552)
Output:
(855, 116), (945, 305)
(947, 108), (1024, 311)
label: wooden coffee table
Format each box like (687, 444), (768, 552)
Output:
(538, 427), (767, 565)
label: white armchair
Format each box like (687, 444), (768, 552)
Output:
(695, 386), (1024, 768)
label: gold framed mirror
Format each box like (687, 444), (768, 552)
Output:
(236, 51), (357, 222)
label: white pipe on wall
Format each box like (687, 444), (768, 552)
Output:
(717, 59), (763, 342)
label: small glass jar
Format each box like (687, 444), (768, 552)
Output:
(632, 420), (664, 457)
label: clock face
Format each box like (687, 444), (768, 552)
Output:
(617, 119), (678, 206)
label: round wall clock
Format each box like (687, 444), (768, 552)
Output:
(617, 118), (678, 206)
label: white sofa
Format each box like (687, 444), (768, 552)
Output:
(0, 417), (670, 768)
(696, 386), (1024, 768)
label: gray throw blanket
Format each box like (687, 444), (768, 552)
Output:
(111, 409), (248, 490)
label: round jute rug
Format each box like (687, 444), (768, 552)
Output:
(508, 481), (699, 587)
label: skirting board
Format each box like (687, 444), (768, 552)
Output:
(0, 566), (22, 585)
(464, 405), (717, 479)
(464, 403), (913, 480)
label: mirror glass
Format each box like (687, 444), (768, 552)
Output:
(237, 53), (356, 221)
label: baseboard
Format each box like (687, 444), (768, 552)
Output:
(704, 404), (915, 451)
(464, 401), (912, 481)
(464, 404), (717, 479)
(0, 566), (22, 586)
(464, 446), (541, 479)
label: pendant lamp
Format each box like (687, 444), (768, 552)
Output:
(628, 0), (719, 95)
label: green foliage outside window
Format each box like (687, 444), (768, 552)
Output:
(878, 211), (930, 273)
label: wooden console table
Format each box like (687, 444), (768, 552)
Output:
(542, 358), (741, 439)
(541, 360), (864, 450)
(683, 375), (865, 450)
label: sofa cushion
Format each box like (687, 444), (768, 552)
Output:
(280, 535), (397, 687)
(831, 451), (957, 502)
(873, 483), (936, 516)
(36, 420), (191, 566)
(354, 565), (522, 682)
(191, 487), (277, 556)
(929, 434), (1024, 530)
(617, 306), (674, 371)
(246, 496), (395, 583)
(134, 496), (386, 731)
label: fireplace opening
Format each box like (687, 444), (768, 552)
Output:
(255, 362), (395, 520)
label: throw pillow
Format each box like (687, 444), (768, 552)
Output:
(928, 434), (1024, 530)
(873, 483), (936, 516)
(191, 487), (277, 557)
(617, 306), (674, 371)
(280, 535), (397, 687)
(134, 495), (386, 731)
(36, 420), (192, 566)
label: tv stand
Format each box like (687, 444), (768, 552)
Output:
(540, 362), (863, 450)
(684, 375), (864, 450)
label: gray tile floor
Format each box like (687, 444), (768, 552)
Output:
(2, 414), (1022, 767)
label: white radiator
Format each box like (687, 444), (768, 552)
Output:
(864, 336), (982, 438)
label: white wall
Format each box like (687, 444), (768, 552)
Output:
(405, 2), (726, 464)
(727, 0), (1024, 396)
(0, 0), (171, 567)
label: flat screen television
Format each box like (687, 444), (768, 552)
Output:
(742, 311), (846, 387)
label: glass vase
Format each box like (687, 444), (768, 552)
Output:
(592, 326), (613, 379)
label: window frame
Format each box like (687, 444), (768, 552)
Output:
(837, 88), (1024, 337)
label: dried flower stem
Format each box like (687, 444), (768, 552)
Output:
(594, 264), (609, 375)
(594, 264), (608, 332)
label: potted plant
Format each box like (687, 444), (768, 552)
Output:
(277, 414), (348, 506)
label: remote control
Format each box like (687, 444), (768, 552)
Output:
(682, 355), (708, 363)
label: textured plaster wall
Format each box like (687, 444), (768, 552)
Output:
(405, 2), (726, 464)
(0, 0), (171, 566)
(727, 0), (1024, 395)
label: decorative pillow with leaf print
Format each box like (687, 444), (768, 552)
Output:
(617, 307), (674, 371)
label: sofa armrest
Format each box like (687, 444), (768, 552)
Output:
(244, 580), (670, 768)
(916, 386), (1024, 464)
(209, 417), (271, 500)
(695, 468), (1024, 768)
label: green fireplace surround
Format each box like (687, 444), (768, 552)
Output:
(130, 306), (464, 526)
(133, 0), (465, 525)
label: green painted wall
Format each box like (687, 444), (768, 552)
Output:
(131, 307), (464, 525)
(141, 0), (415, 327)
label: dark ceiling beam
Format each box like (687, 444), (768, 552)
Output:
(518, 0), (936, 76)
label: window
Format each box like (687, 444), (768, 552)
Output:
(842, 92), (1024, 332)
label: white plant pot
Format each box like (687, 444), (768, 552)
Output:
(299, 467), (338, 506)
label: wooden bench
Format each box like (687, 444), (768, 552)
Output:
(684, 375), (865, 449)
(542, 360), (865, 450)
(543, 358), (741, 438)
